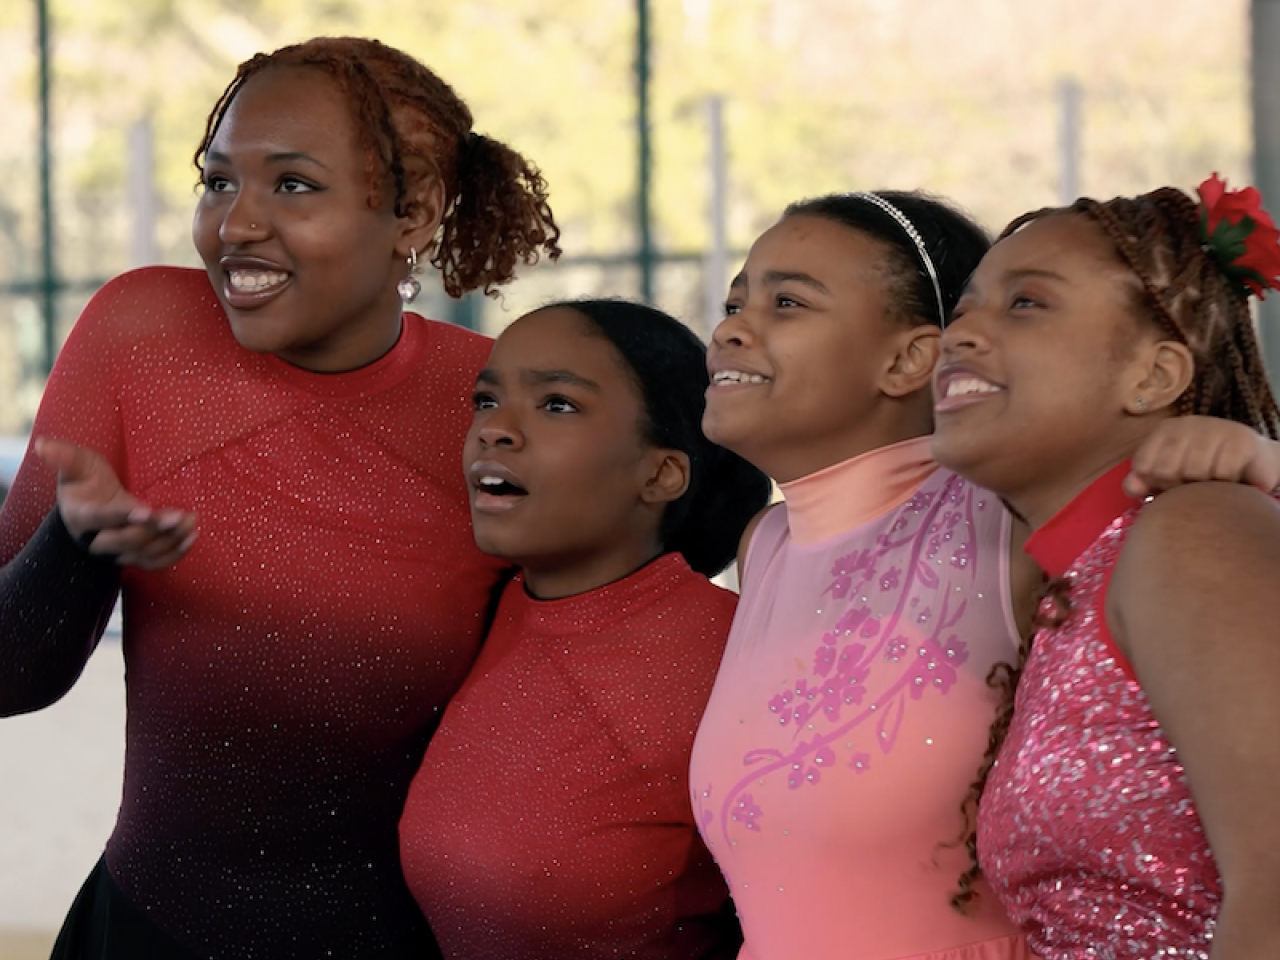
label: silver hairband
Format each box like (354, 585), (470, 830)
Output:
(847, 192), (946, 326)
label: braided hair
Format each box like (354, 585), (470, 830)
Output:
(194, 37), (561, 298)
(951, 186), (1280, 911)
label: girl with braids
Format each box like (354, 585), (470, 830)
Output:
(0, 37), (557, 960)
(688, 190), (1280, 960)
(931, 176), (1280, 958)
(399, 300), (770, 960)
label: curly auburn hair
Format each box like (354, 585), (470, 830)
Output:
(193, 36), (561, 298)
(949, 186), (1280, 912)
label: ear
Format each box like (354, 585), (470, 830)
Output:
(395, 175), (447, 260)
(1125, 339), (1195, 415)
(880, 324), (942, 399)
(640, 449), (691, 506)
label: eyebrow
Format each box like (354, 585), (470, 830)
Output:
(1002, 267), (1070, 285)
(205, 149), (331, 171)
(475, 368), (602, 391)
(761, 269), (831, 295)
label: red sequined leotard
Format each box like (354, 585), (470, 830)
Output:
(0, 267), (508, 958)
(978, 463), (1221, 958)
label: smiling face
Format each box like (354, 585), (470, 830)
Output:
(192, 66), (420, 373)
(931, 213), (1169, 523)
(702, 214), (934, 483)
(463, 307), (684, 598)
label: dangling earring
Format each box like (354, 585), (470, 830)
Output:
(397, 247), (422, 304)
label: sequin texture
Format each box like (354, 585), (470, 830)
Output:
(0, 267), (509, 958)
(979, 506), (1220, 959)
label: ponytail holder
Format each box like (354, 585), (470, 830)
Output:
(1196, 172), (1280, 300)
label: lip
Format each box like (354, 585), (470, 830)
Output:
(218, 255), (293, 310)
(466, 459), (529, 514)
(933, 363), (1006, 414)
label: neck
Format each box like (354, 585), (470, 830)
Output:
(520, 537), (666, 600)
(1006, 429), (1150, 530)
(758, 400), (933, 484)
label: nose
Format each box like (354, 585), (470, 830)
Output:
(218, 189), (270, 246)
(940, 306), (991, 358)
(476, 406), (524, 450)
(711, 309), (754, 350)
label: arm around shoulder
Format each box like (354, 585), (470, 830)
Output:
(1110, 482), (1280, 959)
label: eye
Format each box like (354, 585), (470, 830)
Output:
(278, 176), (318, 194)
(723, 301), (742, 317)
(1009, 293), (1042, 311)
(202, 174), (233, 194)
(472, 391), (498, 411)
(775, 293), (803, 310)
(541, 395), (579, 414)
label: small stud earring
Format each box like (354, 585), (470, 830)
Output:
(1134, 397), (1148, 412)
(398, 247), (422, 304)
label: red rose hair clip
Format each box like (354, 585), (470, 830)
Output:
(1197, 172), (1280, 300)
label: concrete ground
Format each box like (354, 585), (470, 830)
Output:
(0, 620), (124, 960)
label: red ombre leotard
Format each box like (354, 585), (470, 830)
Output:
(978, 463), (1221, 958)
(0, 267), (507, 958)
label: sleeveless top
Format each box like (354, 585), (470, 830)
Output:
(689, 438), (1033, 960)
(979, 463), (1221, 958)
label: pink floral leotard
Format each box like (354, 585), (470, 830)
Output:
(978, 463), (1222, 958)
(689, 438), (1034, 960)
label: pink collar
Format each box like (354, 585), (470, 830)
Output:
(780, 437), (938, 545)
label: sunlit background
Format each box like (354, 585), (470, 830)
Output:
(0, 0), (1268, 954)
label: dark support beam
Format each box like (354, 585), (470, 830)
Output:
(636, 0), (654, 304)
(1252, 0), (1280, 390)
(36, 0), (56, 373)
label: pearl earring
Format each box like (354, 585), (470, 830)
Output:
(398, 247), (422, 304)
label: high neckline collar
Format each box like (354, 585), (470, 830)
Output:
(513, 552), (697, 634)
(264, 312), (426, 398)
(1024, 461), (1141, 577)
(779, 437), (938, 545)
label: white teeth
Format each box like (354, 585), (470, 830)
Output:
(713, 370), (769, 385)
(479, 476), (505, 487)
(945, 377), (1001, 399)
(228, 270), (289, 293)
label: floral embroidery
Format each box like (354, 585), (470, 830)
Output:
(716, 473), (984, 843)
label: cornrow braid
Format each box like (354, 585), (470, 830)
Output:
(193, 37), (561, 299)
(951, 183), (1280, 909)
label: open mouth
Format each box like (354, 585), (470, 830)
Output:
(934, 370), (1005, 412)
(476, 475), (528, 498)
(228, 269), (290, 294)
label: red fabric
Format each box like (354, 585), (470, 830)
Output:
(400, 553), (742, 960)
(0, 267), (508, 958)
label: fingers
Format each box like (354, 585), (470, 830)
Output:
(35, 437), (102, 484)
(82, 510), (198, 571)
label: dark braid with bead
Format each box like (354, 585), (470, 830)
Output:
(950, 185), (1280, 912)
(194, 37), (561, 298)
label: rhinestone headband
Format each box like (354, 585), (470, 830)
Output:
(848, 192), (946, 327)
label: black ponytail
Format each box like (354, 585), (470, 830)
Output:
(557, 299), (772, 577)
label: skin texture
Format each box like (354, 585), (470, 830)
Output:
(933, 212), (1280, 960)
(463, 307), (689, 600)
(703, 214), (941, 486)
(192, 65), (441, 374)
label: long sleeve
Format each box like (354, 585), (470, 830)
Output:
(0, 507), (120, 716)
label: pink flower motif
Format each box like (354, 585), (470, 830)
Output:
(768, 688), (794, 725)
(907, 637), (966, 699)
(828, 549), (874, 599)
(786, 760), (824, 789)
(884, 634), (910, 662)
(836, 643), (867, 677)
(813, 644), (837, 677)
(849, 752), (872, 774)
(732, 793), (764, 831)
(879, 566), (901, 591)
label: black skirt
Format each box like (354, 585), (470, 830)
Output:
(49, 856), (199, 960)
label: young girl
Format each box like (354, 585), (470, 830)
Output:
(399, 299), (772, 960)
(0, 37), (557, 959)
(932, 177), (1280, 958)
(689, 191), (1280, 960)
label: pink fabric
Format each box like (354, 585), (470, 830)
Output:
(979, 466), (1221, 958)
(690, 439), (1030, 960)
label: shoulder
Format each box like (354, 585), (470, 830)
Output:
(407, 313), (492, 362)
(73, 267), (221, 340)
(1115, 482), (1280, 601)
(663, 560), (740, 624)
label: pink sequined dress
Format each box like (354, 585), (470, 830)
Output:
(689, 438), (1034, 960)
(978, 462), (1221, 958)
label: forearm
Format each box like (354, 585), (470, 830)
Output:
(0, 507), (121, 716)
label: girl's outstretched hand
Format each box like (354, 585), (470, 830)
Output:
(1125, 416), (1280, 498)
(36, 437), (197, 570)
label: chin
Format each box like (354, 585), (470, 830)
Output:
(701, 407), (753, 459)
